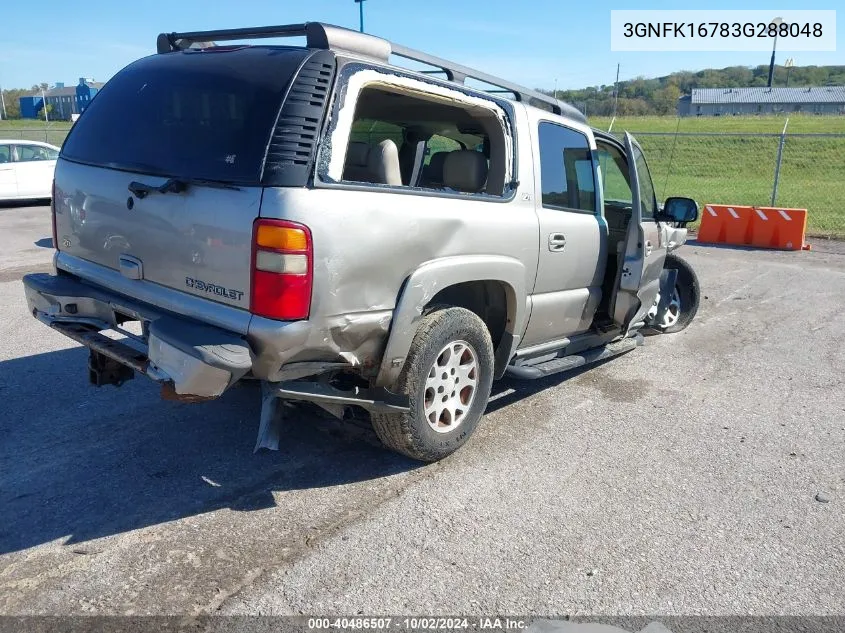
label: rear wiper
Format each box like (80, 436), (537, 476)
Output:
(128, 177), (241, 199)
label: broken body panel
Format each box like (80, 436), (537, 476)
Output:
(23, 22), (692, 453)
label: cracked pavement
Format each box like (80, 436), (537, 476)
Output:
(1, 204), (843, 616)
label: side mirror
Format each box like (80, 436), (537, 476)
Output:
(661, 197), (699, 223)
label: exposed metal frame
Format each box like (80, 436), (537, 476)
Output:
(156, 21), (586, 123)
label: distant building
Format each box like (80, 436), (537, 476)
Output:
(18, 78), (104, 120)
(678, 87), (845, 117)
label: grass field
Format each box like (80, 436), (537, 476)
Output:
(590, 115), (845, 238)
(3, 115), (843, 236)
(0, 120), (72, 147)
(589, 114), (845, 134)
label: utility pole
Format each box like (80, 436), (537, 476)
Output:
(0, 84), (6, 120)
(553, 78), (558, 101)
(612, 63), (620, 119)
(354, 0), (366, 33)
(767, 17), (783, 88)
(41, 86), (49, 123)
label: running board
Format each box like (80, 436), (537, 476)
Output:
(505, 334), (643, 380)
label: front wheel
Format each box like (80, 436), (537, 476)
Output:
(654, 253), (700, 334)
(371, 307), (494, 462)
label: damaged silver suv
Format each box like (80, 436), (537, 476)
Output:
(23, 22), (700, 462)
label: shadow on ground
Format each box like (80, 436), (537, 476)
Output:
(0, 346), (420, 555)
(0, 340), (631, 555)
(0, 199), (50, 210)
(33, 237), (53, 249)
(486, 356), (621, 414)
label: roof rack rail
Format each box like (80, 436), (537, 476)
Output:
(156, 22), (586, 124)
(389, 42), (586, 122)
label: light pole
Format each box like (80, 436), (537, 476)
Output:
(767, 17), (783, 88)
(354, 0), (366, 33)
(784, 57), (795, 87)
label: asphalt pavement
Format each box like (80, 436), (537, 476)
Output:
(0, 204), (842, 618)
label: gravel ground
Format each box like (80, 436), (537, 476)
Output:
(0, 205), (842, 619)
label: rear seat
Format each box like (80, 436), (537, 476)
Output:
(342, 142), (372, 182)
(420, 151), (449, 188)
(342, 140), (402, 186)
(442, 150), (488, 193)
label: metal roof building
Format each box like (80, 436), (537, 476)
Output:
(678, 86), (845, 116)
(19, 79), (105, 120)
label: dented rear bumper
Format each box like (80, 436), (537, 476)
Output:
(23, 272), (252, 399)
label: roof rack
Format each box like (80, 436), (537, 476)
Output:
(156, 22), (586, 124)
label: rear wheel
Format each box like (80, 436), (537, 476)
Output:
(371, 307), (494, 462)
(655, 253), (700, 334)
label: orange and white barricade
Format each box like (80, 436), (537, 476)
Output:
(698, 205), (754, 246)
(749, 207), (809, 251)
(698, 203), (809, 251)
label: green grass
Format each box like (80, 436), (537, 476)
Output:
(588, 115), (845, 238)
(0, 120), (72, 147)
(589, 114), (845, 134)
(3, 115), (842, 237)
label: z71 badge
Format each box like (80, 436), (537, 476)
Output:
(185, 277), (244, 301)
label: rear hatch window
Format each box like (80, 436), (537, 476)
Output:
(61, 46), (310, 184)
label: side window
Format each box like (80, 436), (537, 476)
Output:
(334, 81), (511, 197)
(16, 145), (48, 162)
(596, 146), (633, 205)
(538, 122), (596, 214)
(13, 145), (57, 162)
(632, 145), (657, 219)
(0, 145), (10, 164)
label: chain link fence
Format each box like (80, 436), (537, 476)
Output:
(1, 127), (72, 147)
(612, 130), (845, 238)
(4, 123), (843, 237)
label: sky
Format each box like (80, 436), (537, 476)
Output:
(0, 0), (842, 92)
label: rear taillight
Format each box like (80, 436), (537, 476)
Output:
(51, 179), (58, 250)
(250, 219), (312, 320)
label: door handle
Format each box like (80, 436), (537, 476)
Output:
(548, 233), (567, 251)
(645, 240), (653, 257)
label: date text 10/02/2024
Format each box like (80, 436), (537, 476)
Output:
(306, 617), (528, 630)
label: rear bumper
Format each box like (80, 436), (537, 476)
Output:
(23, 272), (252, 399)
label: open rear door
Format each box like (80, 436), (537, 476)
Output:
(611, 132), (667, 332)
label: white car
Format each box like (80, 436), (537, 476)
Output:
(0, 140), (60, 201)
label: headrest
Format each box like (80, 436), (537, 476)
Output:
(346, 141), (370, 166)
(443, 150), (488, 193)
(426, 151), (449, 182)
(367, 139), (402, 186)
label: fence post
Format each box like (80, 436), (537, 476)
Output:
(771, 118), (789, 207)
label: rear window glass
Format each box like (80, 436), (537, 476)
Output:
(61, 47), (309, 184)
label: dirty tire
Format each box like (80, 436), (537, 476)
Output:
(661, 253), (700, 333)
(371, 307), (494, 462)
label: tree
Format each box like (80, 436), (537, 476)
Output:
(1, 88), (28, 119)
(537, 64), (845, 116)
(653, 84), (682, 115)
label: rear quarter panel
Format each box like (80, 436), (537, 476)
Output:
(258, 185), (538, 318)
